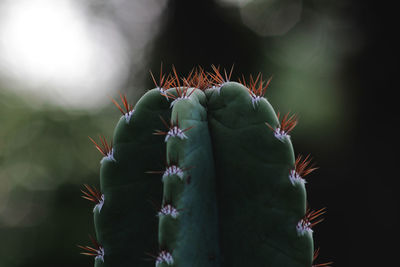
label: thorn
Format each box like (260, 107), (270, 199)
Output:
(150, 62), (175, 92)
(89, 136), (113, 157)
(313, 248), (333, 267)
(182, 66), (210, 90)
(81, 184), (102, 204)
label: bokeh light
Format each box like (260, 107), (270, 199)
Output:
(0, 0), (129, 108)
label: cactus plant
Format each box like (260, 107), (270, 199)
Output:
(79, 66), (331, 267)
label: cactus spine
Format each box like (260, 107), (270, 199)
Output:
(80, 66), (331, 267)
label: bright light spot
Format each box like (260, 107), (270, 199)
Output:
(0, 0), (129, 108)
(1, 0), (90, 78)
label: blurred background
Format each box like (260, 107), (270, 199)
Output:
(0, 0), (396, 266)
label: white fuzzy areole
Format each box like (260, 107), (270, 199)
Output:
(124, 110), (134, 123)
(288, 170), (306, 186)
(93, 194), (105, 213)
(155, 251), (174, 266)
(273, 127), (291, 142)
(158, 88), (170, 100)
(205, 82), (229, 94)
(296, 219), (313, 236)
(95, 247), (105, 262)
(158, 204), (179, 219)
(162, 165), (184, 181)
(165, 126), (188, 142)
(100, 149), (116, 164)
(250, 92), (264, 108)
(169, 95), (190, 108)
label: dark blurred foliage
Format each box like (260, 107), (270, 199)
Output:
(149, 0), (263, 73)
(0, 89), (119, 266)
(344, 0), (398, 266)
(0, 0), (397, 266)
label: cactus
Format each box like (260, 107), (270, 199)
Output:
(79, 66), (331, 267)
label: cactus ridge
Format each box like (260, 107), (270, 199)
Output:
(80, 65), (330, 267)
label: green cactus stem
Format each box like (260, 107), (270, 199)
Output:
(157, 87), (220, 266)
(80, 65), (330, 267)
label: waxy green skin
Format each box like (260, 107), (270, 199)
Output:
(206, 82), (312, 266)
(90, 82), (313, 267)
(158, 88), (220, 266)
(94, 89), (171, 266)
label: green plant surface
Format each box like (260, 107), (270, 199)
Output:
(206, 81), (311, 266)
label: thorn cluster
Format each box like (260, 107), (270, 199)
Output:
(162, 66), (196, 107)
(208, 64), (234, 92)
(150, 63), (175, 92)
(81, 184), (105, 212)
(183, 66), (210, 90)
(146, 157), (191, 182)
(89, 136), (115, 163)
(239, 73), (272, 107)
(111, 93), (134, 123)
(154, 115), (194, 142)
(296, 207), (326, 236)
(78, 236), (105, 262)
(149, 64), (234, 95)
(266, 112), (298, 141)
(289, 154), (318, 186)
